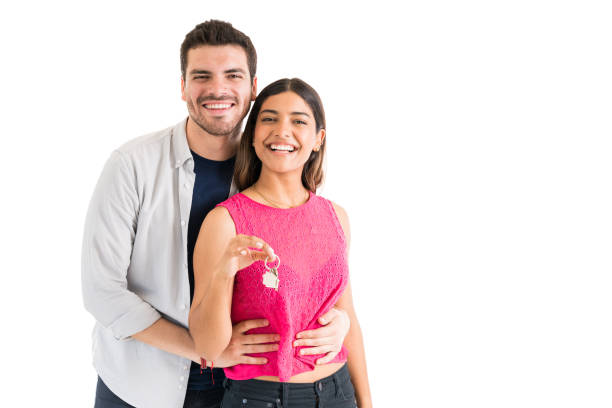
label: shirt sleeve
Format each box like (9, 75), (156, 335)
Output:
(81, 150), (161, 340)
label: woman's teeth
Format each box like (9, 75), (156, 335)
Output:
(270, 144), (296, 152)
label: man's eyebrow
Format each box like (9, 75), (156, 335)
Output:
(225, 68), (247, 74)
(189, 69), (211, 75)
(188, 68), (247, 75)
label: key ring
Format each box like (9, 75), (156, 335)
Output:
(264, 255), (281, 271)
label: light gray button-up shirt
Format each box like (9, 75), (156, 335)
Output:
(82, 119), (237, 408)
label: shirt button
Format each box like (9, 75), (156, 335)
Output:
(178, 385), (183, 390)
(180, 376), (185, 381)
(181, 220), (186, 226)
(180, 304), (186, 310)
(184, 183), (189, 188)
(184, 366), (188, 370)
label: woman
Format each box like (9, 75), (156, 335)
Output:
(189, 78), (372, 407)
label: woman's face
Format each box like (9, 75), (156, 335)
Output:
(252, 91), (325, 177)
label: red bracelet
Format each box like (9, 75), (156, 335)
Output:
(199, 358), (215, 384)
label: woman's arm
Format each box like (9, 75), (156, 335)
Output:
(188, 206), (275, 361)
(332, 203), (373, 408)
(336, 280), (372, 407)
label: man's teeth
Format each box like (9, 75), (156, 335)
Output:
(270, 144), (295, 152)
(204, 103), (231, 109)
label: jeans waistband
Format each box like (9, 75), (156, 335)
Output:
(223, 363), (350, 402)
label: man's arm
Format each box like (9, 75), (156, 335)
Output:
(81, 150), (160, 339)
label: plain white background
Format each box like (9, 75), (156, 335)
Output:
(1, 1), (611, 406)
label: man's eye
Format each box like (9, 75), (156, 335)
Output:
(193, 76), (209, 80)
(229, 74), (242, 79)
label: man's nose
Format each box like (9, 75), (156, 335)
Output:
(208, 76), (230, 97)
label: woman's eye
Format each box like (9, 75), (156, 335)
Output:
(261, 117), (274, 122)
(295, 120), (307, 125)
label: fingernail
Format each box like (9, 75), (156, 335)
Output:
(293, 341), (299, 347)
(240, 250), (247, 255)
(319, 318), (326, 324)
(256, 242), (263, 248)
(296, 333), (302, 339)
(300, 350), (305, 355)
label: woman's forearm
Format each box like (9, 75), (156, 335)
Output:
(345, 317), (373, 407)
(189, 271), (235, 361)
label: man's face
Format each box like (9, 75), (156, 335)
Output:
(181, 45), (256, 137)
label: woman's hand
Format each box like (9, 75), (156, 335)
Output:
(218, 234), (276, 278)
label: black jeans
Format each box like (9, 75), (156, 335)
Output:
(94, 377), (224, 408)
(220, 364), (357, 408)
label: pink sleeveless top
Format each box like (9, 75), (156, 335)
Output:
(217, 191), (349, 381)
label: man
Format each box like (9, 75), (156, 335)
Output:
(82, 20), (350, 408)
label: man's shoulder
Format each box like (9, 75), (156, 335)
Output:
(115, 123), (177, 158)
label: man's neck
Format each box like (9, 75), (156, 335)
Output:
(185, 117), (240, 161)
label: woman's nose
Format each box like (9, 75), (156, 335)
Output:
(274, 119), (292, 138)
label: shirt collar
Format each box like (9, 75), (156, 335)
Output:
(171, 118), (192, 168)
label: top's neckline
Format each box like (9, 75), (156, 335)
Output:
(237, 190), (314, 211)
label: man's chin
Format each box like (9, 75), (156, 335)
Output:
(191, 117), (240, 137)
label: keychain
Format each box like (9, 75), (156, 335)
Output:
(262, 255), (280, 291)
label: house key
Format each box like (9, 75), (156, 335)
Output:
(262, 256), (280, 291)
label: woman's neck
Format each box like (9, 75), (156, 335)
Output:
(250, 171), (310, 209)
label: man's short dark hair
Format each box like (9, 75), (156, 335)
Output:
(180, 20), (257, 82)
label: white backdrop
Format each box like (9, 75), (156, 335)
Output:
(0, 1), (611, 407)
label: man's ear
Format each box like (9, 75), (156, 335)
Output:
(251, 76), (258, 101)
(180, 76), (186, 102)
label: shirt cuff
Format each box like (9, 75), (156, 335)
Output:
(108, 302), (162, 340)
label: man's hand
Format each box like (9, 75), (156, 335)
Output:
(212, 319), (280, 368)
(293, 307), (351, 365)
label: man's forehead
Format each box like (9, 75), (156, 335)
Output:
(186, 44), (248, 72)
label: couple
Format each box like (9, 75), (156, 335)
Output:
(82, 20), (371, 408)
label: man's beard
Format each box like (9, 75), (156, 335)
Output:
(187, 97), (250, 137)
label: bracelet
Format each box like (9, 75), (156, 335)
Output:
(200, 357), (215, 384)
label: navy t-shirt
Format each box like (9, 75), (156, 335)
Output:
(187, 150), (234, 390)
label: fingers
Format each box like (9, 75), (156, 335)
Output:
(233, 319), (270, 334)
(316, 351), (339, 365)
(240, 356), (268, 365)
(293, 336), (331, 348)
(243, 333), (281, 344)
(297, 344), (339, 356)
(232, 235), (276, 260)
(245, 343), (279, 354)
(317, 308), (338, 325)
(296, 326), (333, 340)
